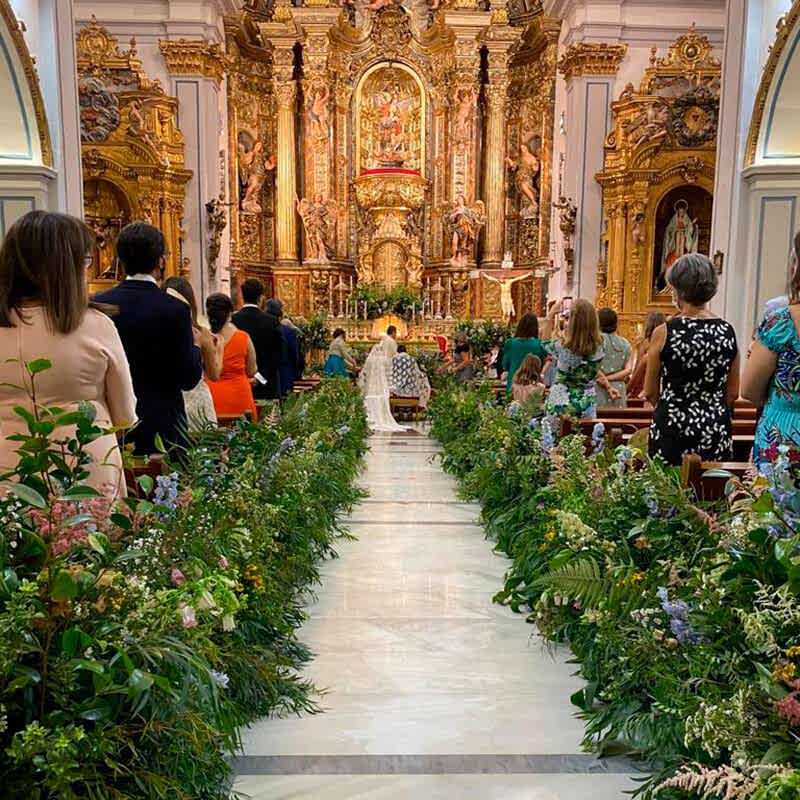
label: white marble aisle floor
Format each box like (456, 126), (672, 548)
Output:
(233, 431), (638, 799)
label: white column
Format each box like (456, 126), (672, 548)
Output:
(11, 0), (82, 215)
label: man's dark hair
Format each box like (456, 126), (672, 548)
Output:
(116, 223), (166, 276)
(597, 307), (618, 334)
(241, 278), (264, 305)
(332, 327), (346, 339)
(397, 344), (407, 353)
(265, 298), (283, 318)
(386, 325), (397, 336)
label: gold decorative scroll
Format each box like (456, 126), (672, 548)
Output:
(558, 43), (627, 81)
(159, 39), (229, 86)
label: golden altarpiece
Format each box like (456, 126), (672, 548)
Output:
(596, 27), (720, 341)
(76, 18), (192, 294)
(225, 1), (558, 335)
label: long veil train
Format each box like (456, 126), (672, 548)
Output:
(358, 335), (408, 433)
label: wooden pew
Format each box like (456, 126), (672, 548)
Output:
(217, 411), (254, 428)
(560, 416), (623, 453)
(681, 453), (751, 501)
(125, 454), (165, 498)
(390, 396), (424, 422)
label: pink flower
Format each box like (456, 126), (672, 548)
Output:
(219, 557), (229, 569)
(180, 604), (198, 629)
(171, 568), (186, 587)
(778, 691), (800, 727)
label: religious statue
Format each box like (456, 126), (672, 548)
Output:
(506, 141), (540, 219)
(623, 100), (669, 148)
(126, 99), (157, 151)
(443, 195), (486, 268)
(307, 84), (330, 142)
(205, 195), (228, 278)
(481, 272), (530, 321)
(452, 87), (474, 145)
(631, 212), (646, 248)
(297, 195), (338, 264)
(657, 199), (698, 291)
(405, 246), (423, 288)
(239, 137), (275, 214)
(553, 196), (577, 240)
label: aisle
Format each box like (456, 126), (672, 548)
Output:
(234, 431), (637, 799)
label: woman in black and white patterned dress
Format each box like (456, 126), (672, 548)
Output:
(645, 254), (740, 466)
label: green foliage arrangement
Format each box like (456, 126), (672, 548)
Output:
(454, 320), (511, 358)
(430, 384), (800, 799)
(0, 362), (367, 799)
(353, 286), (421, 320)
(295, 314), (331, 351)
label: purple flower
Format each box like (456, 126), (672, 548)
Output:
(210, 669), (230, 689)
(644, 486), (659, 518)
(657, 587), (703, 645)
(279, 437), (296, 454)
(591, 422), (605, 454)
(219, 556), (229, 569)
(154, 472), (180, 518)
(181, 605), (198, 629)
(541, 418), (555, 451)
(528, 417), (540, 431)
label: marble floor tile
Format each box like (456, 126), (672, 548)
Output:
(237, 431), (635, 795)
(234, 773), (637, 799)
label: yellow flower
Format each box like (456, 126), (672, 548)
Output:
(630, 572), (646, 585)
(538, 543), (548, 553)
(544, 529), (556, 543)
(773, 660), (797, 683)
(786, 645), (800, 659)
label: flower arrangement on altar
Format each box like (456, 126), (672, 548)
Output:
(0, 363), (367, 798)
(430, 383), (800, 800)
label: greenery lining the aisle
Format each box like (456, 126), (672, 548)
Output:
(0, 369), (367, 799)
(430, 384), (800, 800)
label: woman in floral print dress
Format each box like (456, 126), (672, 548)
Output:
(545, 299), (619, 419)
(646, 254), (740, 466)
(743, 234), (800, 463)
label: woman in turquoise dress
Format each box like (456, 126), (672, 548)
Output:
(544, 299), (619, 419)
(323, 328), (356, 378)
(743, 304), (800, 462)
(502, 312), (548, 396)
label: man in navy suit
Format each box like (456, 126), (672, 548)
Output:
(232, 279), (284, 402)
(266, 298), (304, 399)
(95, 223), (203, 455)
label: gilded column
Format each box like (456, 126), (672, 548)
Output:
(274, 80), (298, 265)
(483, 83), (508, 266)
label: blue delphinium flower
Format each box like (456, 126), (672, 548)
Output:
(153, 472), (179, 518)
(541, 418), (555, 452)
(616, 446), (633, 467)
(643, 485), (659, 518)
(528, 417), (540, 431)
(209, 669), (230, 689)
(591, 422), (605, 454)
(279, 437), (296, 454)
(657, 586), (703, 645)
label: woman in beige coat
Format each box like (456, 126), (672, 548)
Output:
(0, 211), (137, 497)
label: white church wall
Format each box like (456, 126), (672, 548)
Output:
(545, 0), (725, 305)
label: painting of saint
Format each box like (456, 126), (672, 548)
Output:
(358, 66), (423, 174)
(652, 186), (713, 294)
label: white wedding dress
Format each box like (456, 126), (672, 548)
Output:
(358, 336), (408, 433)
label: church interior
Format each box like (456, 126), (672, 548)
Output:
(3, 2), (800, 799)
(5, 0), (791, 349)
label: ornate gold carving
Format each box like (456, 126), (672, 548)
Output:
(746, 1), (800, 165)
(354, 172), (426, 211)
(0, 0), (53, 166)
(597, 27), (720, 322)
(558, 43), (627, 81)
(159, 39), (229, 86)
(77, 19), (192, 291)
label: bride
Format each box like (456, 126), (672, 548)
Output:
(358, 327), (408, 432)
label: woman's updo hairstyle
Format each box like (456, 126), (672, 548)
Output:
(206, 292), (233, 334)
(668, 253), (718, 306)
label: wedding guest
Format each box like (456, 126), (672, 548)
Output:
(453, 340), (475, 384)
(646, 254), (740, 466)
(502, 312), (547, 396)
(0, 210), (137, 495)
(596, 308), (633, 409)
(628, 311), (667, 399)
(162, 277), (223, 430)
(95, 223), (202, 454)
(391, 345), (431, 408)
(266, 298), (303, 399)
(232, 279), (283, 402)
(742, 238), (800, 462)
(545, 299), (618, 418)
(324, 328), (356, 377)
(484, 339), (503, 379)
(205, 293), (257, 421)
(511, 353), (546, 407)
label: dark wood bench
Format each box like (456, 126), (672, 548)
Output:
(390, 396), (425, 421)
(681, 453), (751, 501)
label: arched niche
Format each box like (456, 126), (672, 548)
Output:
(748, 1), (800, 164)
(0, 0), (53, 235)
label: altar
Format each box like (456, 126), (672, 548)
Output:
(225, 1), (558, 339)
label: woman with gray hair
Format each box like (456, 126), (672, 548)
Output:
(644, 253), (740, 465)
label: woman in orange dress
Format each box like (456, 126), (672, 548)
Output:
(205, 293), (258, 420)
